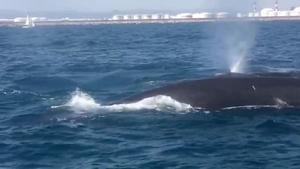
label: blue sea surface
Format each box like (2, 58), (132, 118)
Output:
(1, 22), (300, 168)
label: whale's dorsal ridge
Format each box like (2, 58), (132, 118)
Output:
(215, 71), (300, 79)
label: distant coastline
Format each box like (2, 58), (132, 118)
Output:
(3, 3), (300, 27)
(1, 17), (300, 27)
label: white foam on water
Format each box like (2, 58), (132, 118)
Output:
(264, 67), (300, 73)
(0, 89), (27, 96)
(222, 104), (294, 110)
(223, 105), (276, 110)
(52, 89), (193, 113)
(51, 89), (101, 114)
(102, 95), (193, 112)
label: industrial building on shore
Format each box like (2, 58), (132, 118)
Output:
(110, 1), (300, 21)
(247, 1), (300, 17)
(110, 12), (230, 21)
(1, 0), (300, 27)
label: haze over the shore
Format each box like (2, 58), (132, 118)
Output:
(0, 0), (299, 18)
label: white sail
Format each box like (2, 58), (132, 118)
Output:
(23, 15), (35, 28)
(30, 18), (35, 27)
(25, 15), (30, 26)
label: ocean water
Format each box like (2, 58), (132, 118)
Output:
(1, 22), (300, 168)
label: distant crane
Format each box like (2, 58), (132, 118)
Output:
(252, 1), (257, 13)
(274, 0), (279, 12)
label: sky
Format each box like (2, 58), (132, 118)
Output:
(0, 0), (299, 14)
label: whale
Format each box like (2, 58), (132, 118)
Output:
(122, 72), (300, 110)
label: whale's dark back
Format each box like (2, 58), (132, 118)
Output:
(123, 73), (300, 109)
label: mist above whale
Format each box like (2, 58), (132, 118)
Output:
(122, 72), (300, 110)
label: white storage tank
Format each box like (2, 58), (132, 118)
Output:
(163, 14), (171, 19)
(123, 15), (133, 20)
(14, 17), (25, 22)
(260, 8), (275, 17)
(133, 15), (142, 20)
(192, 13), (202, 19)
(294, 7), (300, 12)
(141, 14), (151, 20)
(278, 11), (290, 17)
(248, 12), (255, 17)
(201, 12), (214, 18)
(151, 14), (163, 20)
(290, 7), (300, 16)
(31, 17), (47, 21)
(175, 13), (193, 19)
(112, 15), (124, 20)
(192, 12), (214, 19)
(268, 11), (278, 17)
(217, 12), (229, 18)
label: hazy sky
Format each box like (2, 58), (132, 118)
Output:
(0, 0), (299, 12)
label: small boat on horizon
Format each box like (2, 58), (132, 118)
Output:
(22, 15), (35, 29)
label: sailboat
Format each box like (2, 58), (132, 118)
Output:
(22, 15), (35, 28)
